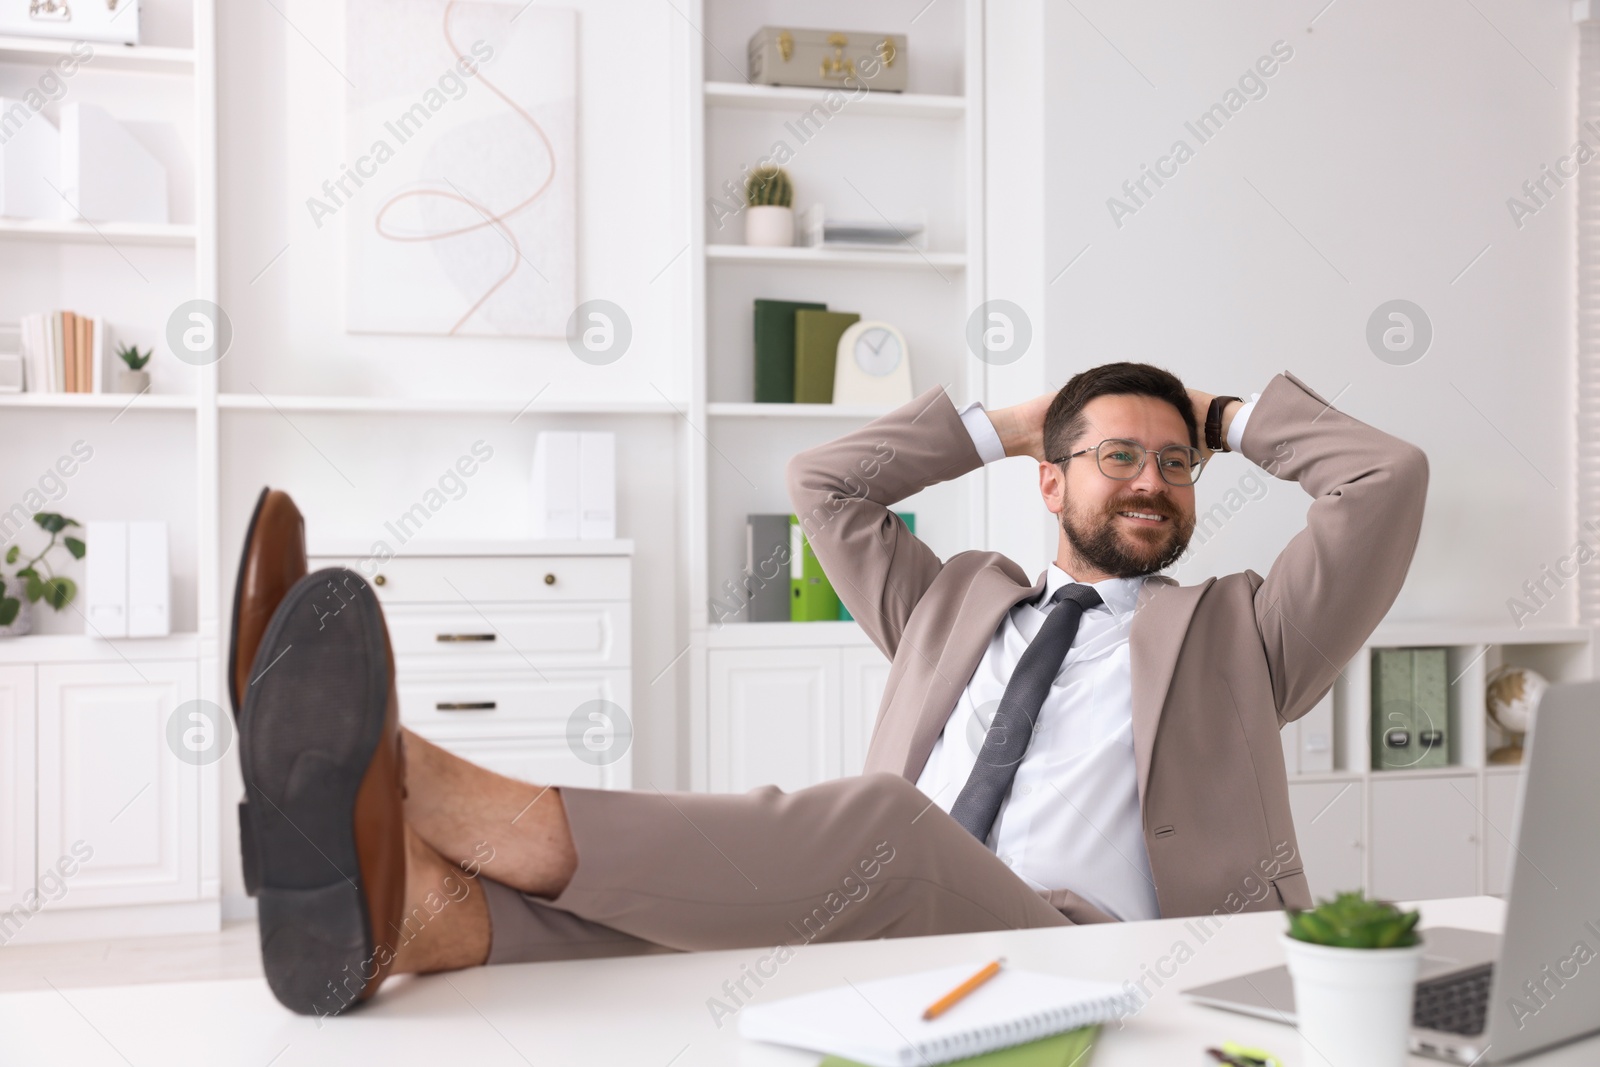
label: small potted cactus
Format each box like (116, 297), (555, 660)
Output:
(1280, 890), (1424, 1067)
(116, 342), (152, 393)
(743, 165), (794, 247)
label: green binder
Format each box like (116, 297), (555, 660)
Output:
(790, 515), (839, 621)
(753, 299), (827, 403)
(794, 309), (860, 403)
(839, 512), (914, 621)
(1371, 647), (1449, 769)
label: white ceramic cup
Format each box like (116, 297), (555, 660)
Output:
(1280, 933), (1424, 1067)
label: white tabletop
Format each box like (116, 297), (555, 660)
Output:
(1, 895), (1593, 1065)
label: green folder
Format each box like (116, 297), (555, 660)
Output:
(1371, 647), (1449, 769)
(839, 512), (914, 621)
(794, 309), (860, 403)
(753, 299), (827, 403)
(790, 515), (839, 621)
(819, 1026), (1100, 1067)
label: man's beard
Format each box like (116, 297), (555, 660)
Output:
(1061, 492), (1195, 578)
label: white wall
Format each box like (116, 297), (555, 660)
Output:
(1040, 0), (1577, 626)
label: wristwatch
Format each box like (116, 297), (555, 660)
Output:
(1205, 396), (1242, 453)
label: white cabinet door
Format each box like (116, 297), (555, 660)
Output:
(1288, 779), (1365, 899)
(708, 649), (838, 793)
(37, 660), (198, 909)
(1484, 771), (1523, 897)
(1370, 775), (1479, 902)
(0, 665), (36, 914)
(840, 646), (891, 778)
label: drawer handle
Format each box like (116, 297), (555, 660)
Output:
(544, 573), (556, 585)
(436, 634), (497, 643)
(436, 701), (497, 711)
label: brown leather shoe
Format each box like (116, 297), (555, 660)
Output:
(238, 567), (407, 1017)
(228, 487), (307, 719)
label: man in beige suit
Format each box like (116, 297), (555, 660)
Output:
(232, 362), (1428, 1016)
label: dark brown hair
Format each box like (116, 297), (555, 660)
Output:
(1043, 362), (1196, 463)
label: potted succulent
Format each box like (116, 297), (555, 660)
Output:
(1280, 890), (1424, 1067)
(1, 513), (87, 638)
(116, 342), (152, 393)
(743, 165), (794, 247)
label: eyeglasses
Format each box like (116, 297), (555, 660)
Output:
(1048, 438), (1207, 487)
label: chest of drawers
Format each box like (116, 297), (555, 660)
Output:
(307, 541), (634, 790)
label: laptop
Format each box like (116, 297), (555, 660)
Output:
(1181, 679), (1600, 1064)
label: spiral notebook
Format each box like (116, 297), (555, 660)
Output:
(738, 962), (1137, 1067)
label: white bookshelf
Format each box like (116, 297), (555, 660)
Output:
(682, 1), (988, 790)
(0, 0), (220, 937)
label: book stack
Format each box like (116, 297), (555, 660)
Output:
(753, 299), (859, 404)
(17, 311), (107, 393)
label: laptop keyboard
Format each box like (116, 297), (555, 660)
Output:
(1413, 964), (1493, 1036)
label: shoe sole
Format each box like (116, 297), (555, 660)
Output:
(240, 567), (396, 1017)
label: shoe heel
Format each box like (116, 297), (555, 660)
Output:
(258, 881), (376, 1018)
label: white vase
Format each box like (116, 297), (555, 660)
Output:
(1280, 933), (1424, 1067)
(744, 205), (794, 247)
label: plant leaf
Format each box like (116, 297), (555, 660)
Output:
(35, 512), (67, 534)
(24, 574), (44, 601)
(3, 545), (16, 564)
(42, 576), (75, 610)
(15, 566), (37, 580)
(63, 536), (86, 560)
(0, 598), (17, 627)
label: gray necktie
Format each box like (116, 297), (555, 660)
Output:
(948, 582), (1104, 843)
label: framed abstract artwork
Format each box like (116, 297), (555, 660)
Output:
(342, 0), (576, 337)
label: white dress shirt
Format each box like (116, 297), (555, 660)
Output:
(909, 391), (1261, 921)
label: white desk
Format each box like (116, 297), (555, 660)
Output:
(1, 895), (1593, 1065)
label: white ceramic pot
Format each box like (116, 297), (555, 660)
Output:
(1280, 933), (1424, 1067)
(744, 205), (794, 247)
(118, 369), (151, 394)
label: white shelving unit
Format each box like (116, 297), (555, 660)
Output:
(682, 1), (988, 791)
(1286, 623), (1593, 904)
(0, 0), (219, 941)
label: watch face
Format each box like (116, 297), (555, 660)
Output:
(854, 327), (902, 377)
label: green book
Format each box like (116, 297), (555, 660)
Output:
(794, 309), (860, 403)
(790, 515), (839, 621)
(819, 1026), (1099, 1067)
(753, 299), (827, 403)
(839, 512), (914, 621)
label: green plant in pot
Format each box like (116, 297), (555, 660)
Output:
(743, 164), (795, 248)
(117, 342), (153, 394)
(1, 513), (87, 637)
(1279, 891), (1424, 1067)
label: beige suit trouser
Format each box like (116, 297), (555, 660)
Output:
(479, 772), (1082, 965)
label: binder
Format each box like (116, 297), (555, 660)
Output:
(794, 310), (860, 403)
(753, 299), (826, 403)
(127, 521), (170, 637)
(789, 516), (839, 621)
(577, 431), (616, 539)
(0, 96), (60, 221)
(84, 520), (128, 639)
(530, 431), (580, 539)
(838, 512), (914, 621)
(1371, 647), (1449, 769)
(59, 103), (169, 224)
(744, 513), (792, 622)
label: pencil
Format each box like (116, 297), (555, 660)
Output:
(922, 959), (1005, 1021)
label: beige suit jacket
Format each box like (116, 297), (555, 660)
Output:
(786, 371), (1429, 924)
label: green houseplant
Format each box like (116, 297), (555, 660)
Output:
(743, 165), (795, 248)
(1, 512), (87, 637)
(116, 341), (153, 394)
(1279, 891), (1424, 1067)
